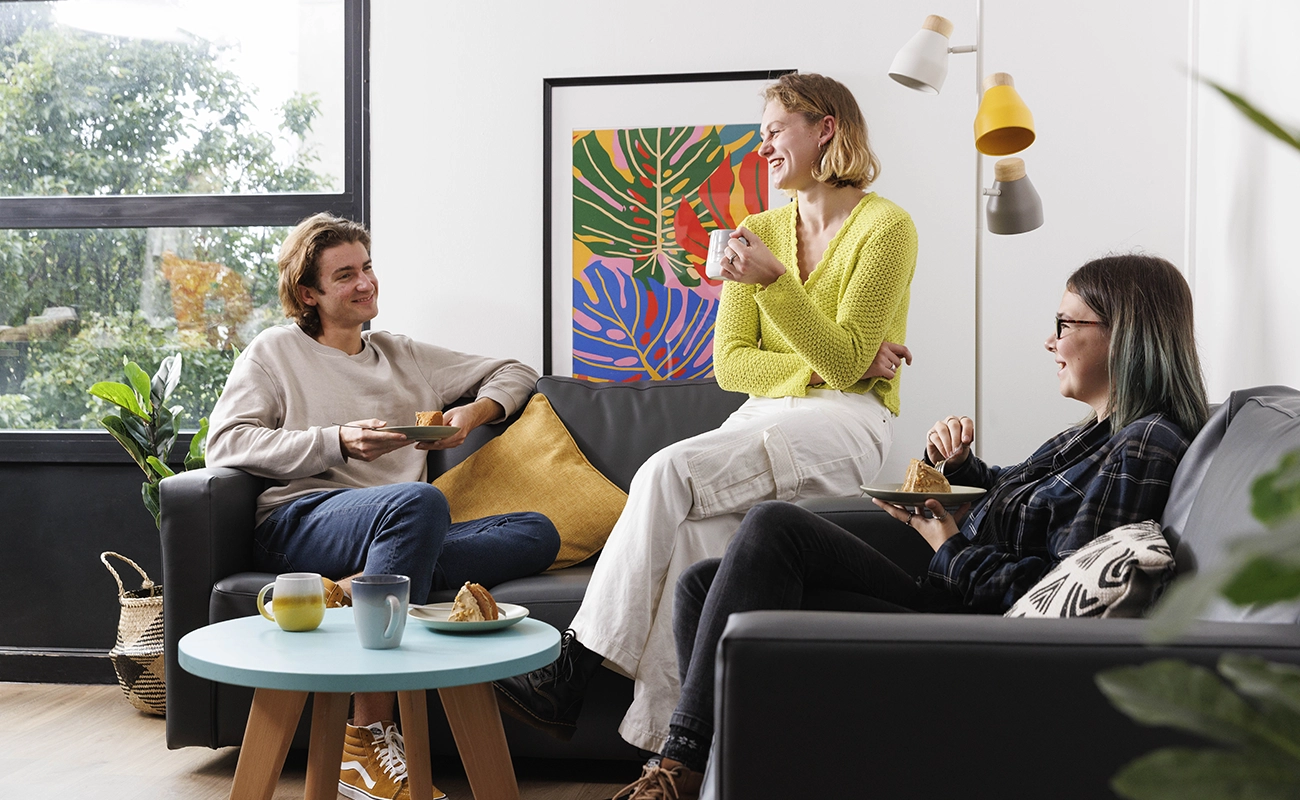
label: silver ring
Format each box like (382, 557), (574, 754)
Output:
(906, 511), (914, 524)
(728, 253), (735, 265)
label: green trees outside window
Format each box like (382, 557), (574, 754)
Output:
(0, 1), (349, 430)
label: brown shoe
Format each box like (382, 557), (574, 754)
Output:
(612, 758), (703, 800)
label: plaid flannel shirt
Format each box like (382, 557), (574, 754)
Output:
(928, 413), (1192, 613)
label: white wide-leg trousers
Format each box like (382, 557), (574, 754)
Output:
(569, 389), (894, 752)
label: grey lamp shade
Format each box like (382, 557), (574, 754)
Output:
(985, 158), (1043, 234)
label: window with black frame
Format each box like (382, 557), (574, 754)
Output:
(0, 0), (368, 432)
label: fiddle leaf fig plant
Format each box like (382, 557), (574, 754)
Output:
(1094, 83), (1300, 800)
(89, 353), (208, 528)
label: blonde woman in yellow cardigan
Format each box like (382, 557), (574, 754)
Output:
(497, 73), (918, 755)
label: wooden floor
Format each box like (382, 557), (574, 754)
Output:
(0, 682), (636, 799)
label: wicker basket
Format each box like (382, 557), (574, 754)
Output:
(100, 551), (166, 716)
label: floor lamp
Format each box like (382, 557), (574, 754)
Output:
(888, 7), (1043, 449)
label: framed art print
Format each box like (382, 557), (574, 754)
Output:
(543, 69), (795, 380)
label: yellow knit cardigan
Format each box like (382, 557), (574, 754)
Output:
(713, 192), (918, 414)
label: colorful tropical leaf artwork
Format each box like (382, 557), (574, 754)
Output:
(571, 124), (769, 382)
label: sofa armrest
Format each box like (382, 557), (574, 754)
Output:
(713, 611), (1300, 799)
(796, 497), (934, 578)
(159, 466), (263, 749)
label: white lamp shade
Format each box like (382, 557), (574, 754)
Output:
(888, 28), (951, 94)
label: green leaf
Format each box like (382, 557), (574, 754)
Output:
(571, 127), (728, 285)
(98, 414), (150, 475)
(88, 380), (147, 420)
(122, 359), (153, 415)
(154, 403), (178, 462)
(1096, 660), (1262, 747)
(1202, 78), (1300, 155)
(142, 480), (161, 530)
(1222, 556), (1300, 606)
(1222, 655), (1300, 720)
(152, 352), (182, 406)
(185, 417), (209, 471)
(121, 411), (154, 455)
(1252, 450), (1300, 527)
(1112, 747), (1300, 800)
(145, 456), (175, 480)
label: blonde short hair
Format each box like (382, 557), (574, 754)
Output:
(276, 213), (371, 336)
(764, 73), (880, 189)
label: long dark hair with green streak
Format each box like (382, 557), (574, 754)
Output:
(1067, 254), (1209, 436)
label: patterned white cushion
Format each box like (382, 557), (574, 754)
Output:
(1004, 520), (1174, 618)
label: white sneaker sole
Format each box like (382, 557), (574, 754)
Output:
(338, 777), (447, 800)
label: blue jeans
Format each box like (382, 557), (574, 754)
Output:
(670, 501), (964, 741)
(254, 483), (560, 604)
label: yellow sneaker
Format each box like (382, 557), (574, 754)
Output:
(322, 577), (352, 608)
(339, 721), (445, 800)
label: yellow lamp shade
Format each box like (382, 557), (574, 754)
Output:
(974, 73), (1035, 155)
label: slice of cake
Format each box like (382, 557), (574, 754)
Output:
(448, 581), (499, 622)
(901, 458), (951, 493)
(415, 410), (443, 427)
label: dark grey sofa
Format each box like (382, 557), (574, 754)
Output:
(159, 375), (746, 759)
(711, 386), (1300, 799)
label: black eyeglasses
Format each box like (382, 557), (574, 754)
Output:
(1055, 317), (1104, 339)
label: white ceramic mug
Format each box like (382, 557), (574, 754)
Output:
(256, 572), (326, 632)
(352, 574), (410, 649)
(704, 229), (748, 280)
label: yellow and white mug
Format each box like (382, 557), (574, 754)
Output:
(256, 572), (326, 632)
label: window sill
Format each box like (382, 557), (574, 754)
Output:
(0, 430), (197, 464)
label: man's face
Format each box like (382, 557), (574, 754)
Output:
(298, 240), (378, 331)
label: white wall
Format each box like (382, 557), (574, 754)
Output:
(1193, 0), (1300, 401)
(977, 1), (1193, 463)
(368, 0), (1195, 478)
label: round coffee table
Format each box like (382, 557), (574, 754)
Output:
(179, 607), (560, 800)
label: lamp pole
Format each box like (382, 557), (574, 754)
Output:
(972, 0), (984, 456)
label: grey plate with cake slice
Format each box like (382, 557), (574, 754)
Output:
(860, 483), (987, 507)
(408, 602), (529, 633)
(383, 425), (460, 441)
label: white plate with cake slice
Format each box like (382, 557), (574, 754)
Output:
(408, 602), (529, 633)
(860, 483), (987, 508)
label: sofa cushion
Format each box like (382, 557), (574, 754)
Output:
(537, 376), (746, 492)
(1168, 392), (1300, 622)
(433, 393), (628, 570)
(1005, 520), (1174, 618)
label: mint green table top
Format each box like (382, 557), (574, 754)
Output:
(179, 607), (560, 693)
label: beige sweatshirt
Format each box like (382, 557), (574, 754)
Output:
(207, 324), (537, 525)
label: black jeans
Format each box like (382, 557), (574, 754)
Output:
(669, 500), (963, 740)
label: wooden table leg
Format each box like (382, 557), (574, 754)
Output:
(398, 690), (435, 800)
(230, 688), (308, 800)
(438, 683), (520, 800)
(305, 692), (351, 800)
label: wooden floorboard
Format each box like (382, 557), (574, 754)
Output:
(0, 683), (636, 799)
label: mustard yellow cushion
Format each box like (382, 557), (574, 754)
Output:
(432, 393), (627, 570)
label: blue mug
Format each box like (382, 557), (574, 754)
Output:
(351, 574), (410, 650)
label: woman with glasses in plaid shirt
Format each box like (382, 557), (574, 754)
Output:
(610, 253), (1209, 799)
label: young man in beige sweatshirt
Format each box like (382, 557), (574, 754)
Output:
(207, 213), (558, 800)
